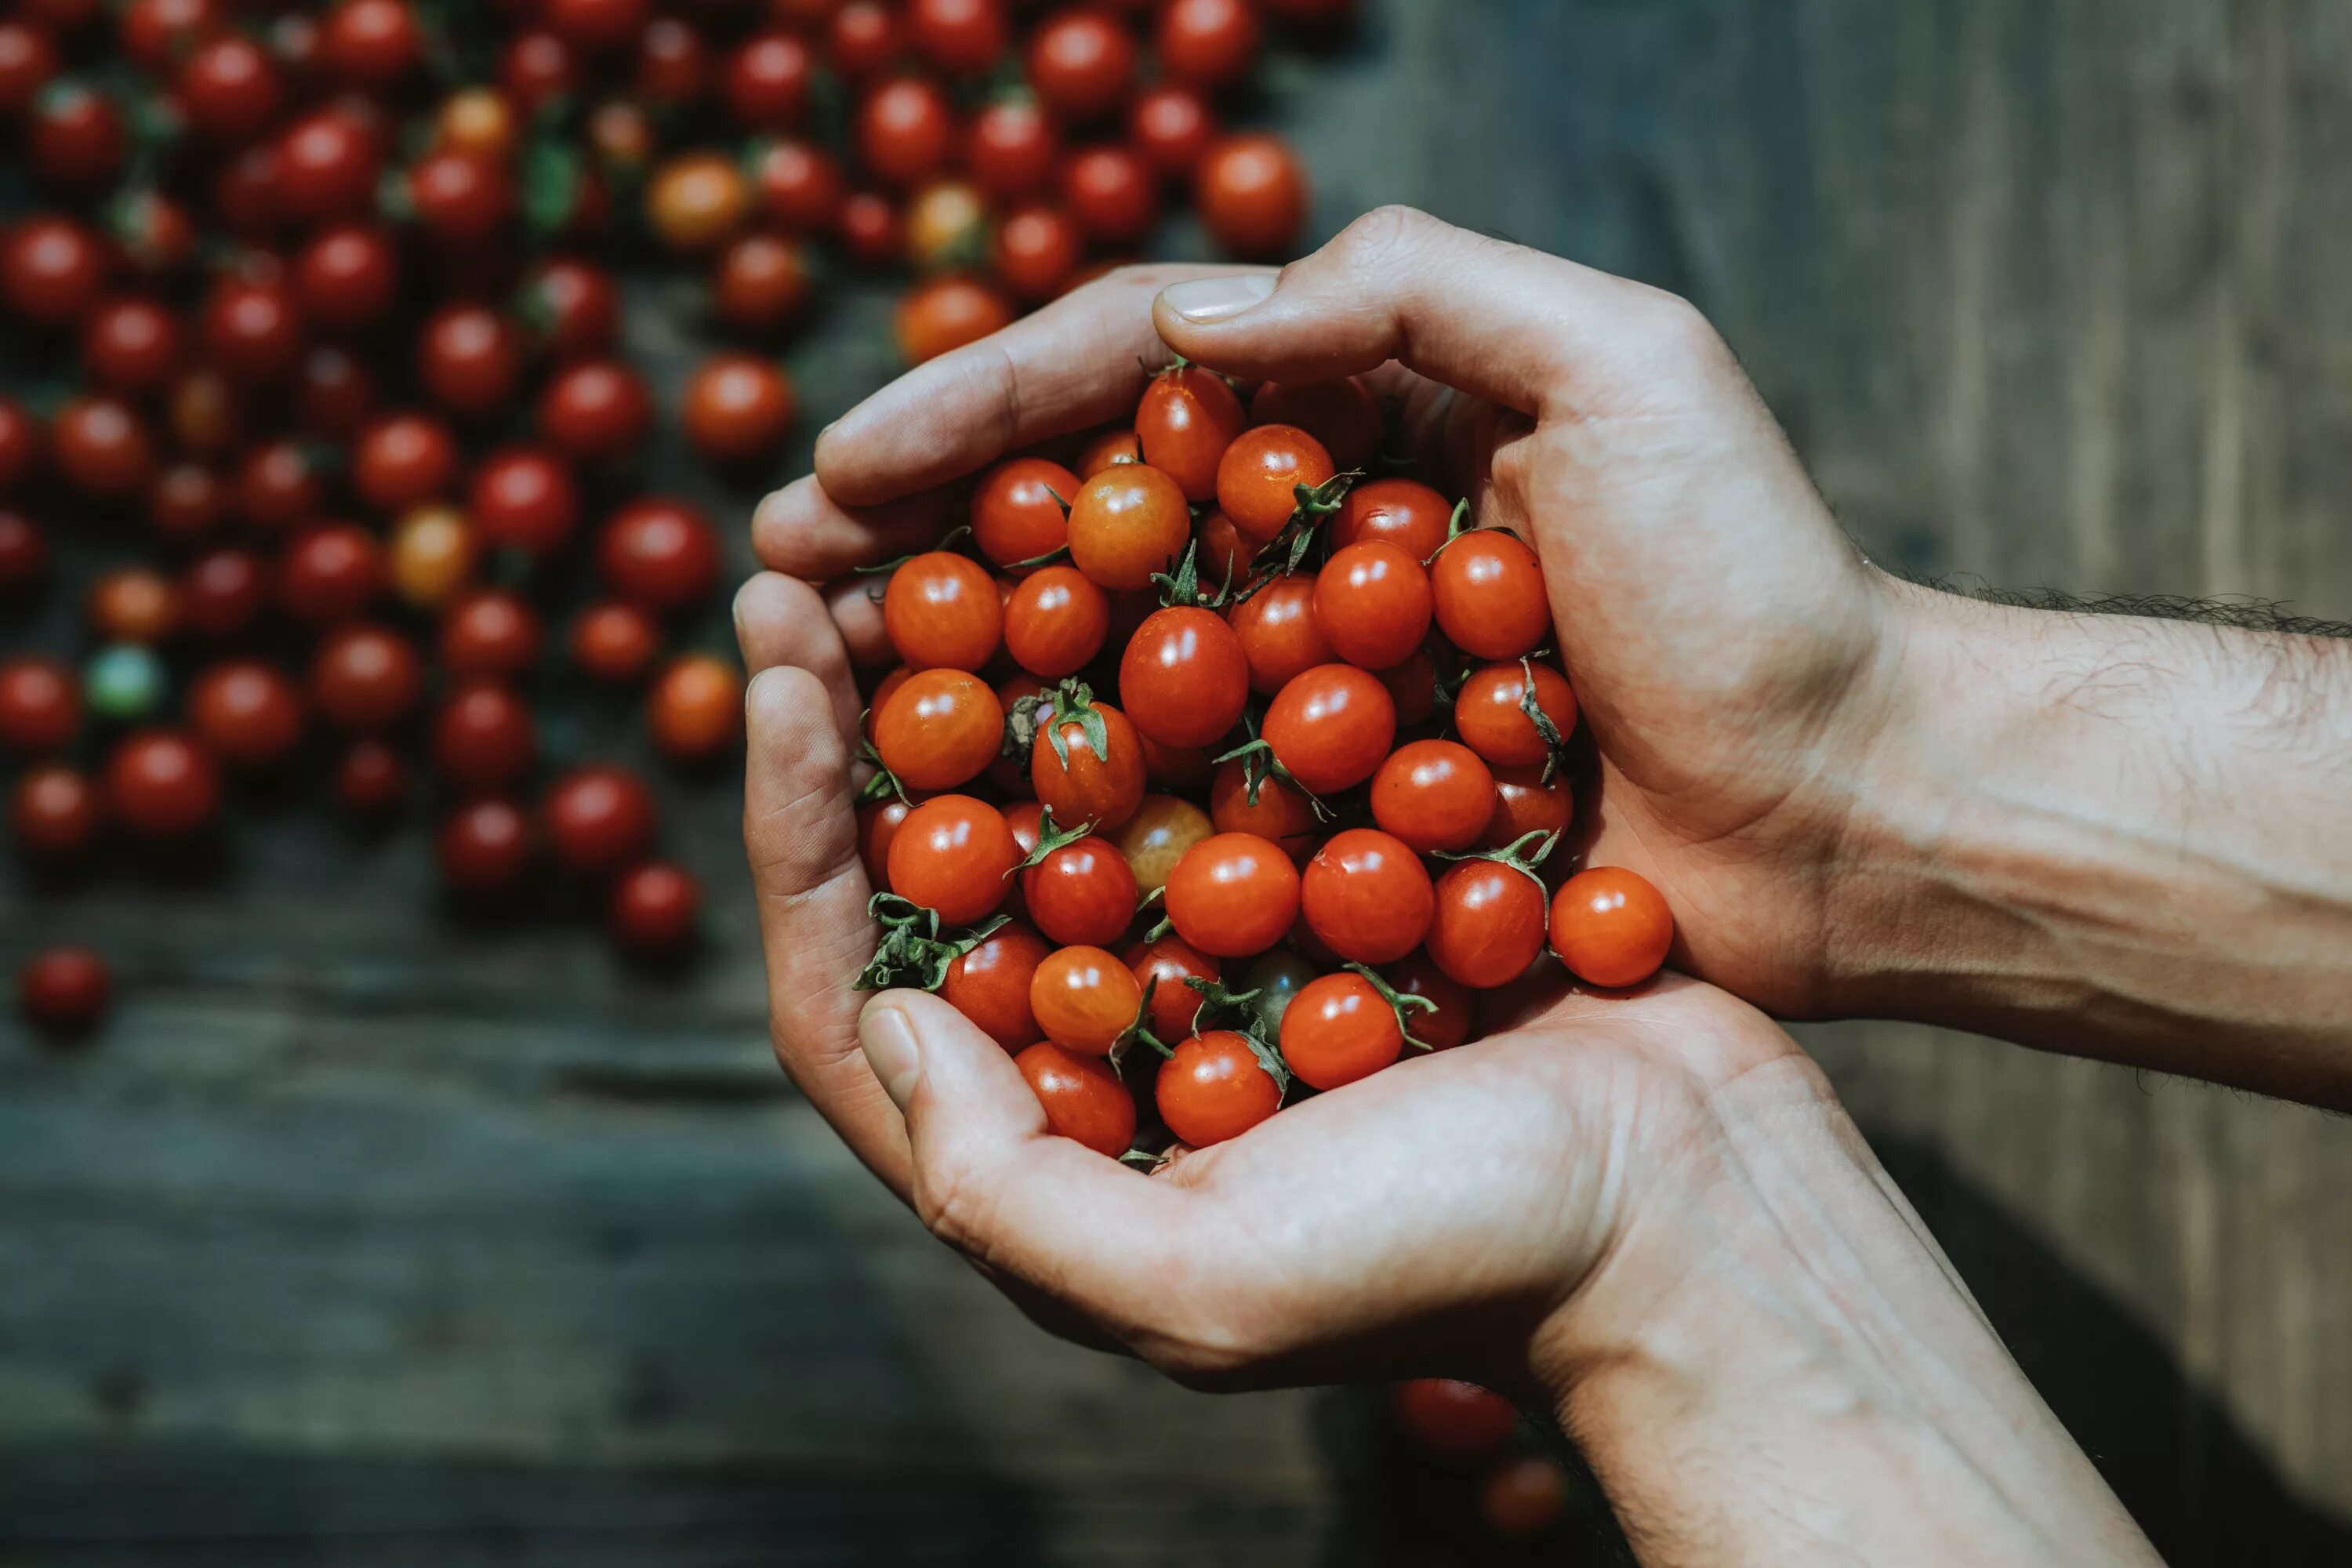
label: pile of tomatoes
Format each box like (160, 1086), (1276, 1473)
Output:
(855, 361), (1677, 1159)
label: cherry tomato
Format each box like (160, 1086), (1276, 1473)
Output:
(1245, 382), (1377, 476)
(1279, 971), (1403, 1091)
(416, 303), (519, 418)
(279, 522), (382, 625)
(605, 860), (699, 955)
(944, 920), (1050, 1050)
(1207, 758), (1316, 859)
(887, 793), (1019, 925)
(1130, 84), (1215, 178)
(3, 216), (107, 325)
(1003, 565), (1109, 678)
(1062, 145), (1157, 245)
(178, 34), (281, 143)
(873, 669), (1004, 792)
(1031, 696), (1146, 830)
(1215, 422), (1334, 542)
(642, 150), (750, 252)
(648, 655), (744, 763)
(0, 510), (45, 599)
(1394, 1379), (1517, 1462)
(1164, 830), (1297, 957)
(1481, 1457), (1570, 1539)
(1017, 1041), (1135, 1156)
(828, 1), (898, 78)
(31, 79), (126, 188)
(112, 189), (198, 278)
(1301, 827), (1432, 965)
(52, 396), (154, 497)
(234, 438), (323, 530)
(1026, 8), (1134, 121)
(438, 798), (535, 895)
(1384, 953), (1474, 1051)
(1097, 793), (1207, 898)
(1428, 855), (1548, 990)
(1135, 365), (1247, 503)
(278, 108), (381, 223)
(211, 143), (285, 240)
(1158, 0), (1259, 86)
(1431, 528), (1549, 661)
(1029, 943), (1142, 1054)
(858, 794), (917, 890)
(1371, 739), (1496, 855)
(1329, 479), (1446, 564)
(590, 495), (715, 612)
(19, 947), (109, 1037)
(441, 590), (542, 681)
(13, 764), (101, 858)
(520, 256), (620, 358)
(967, 97), (1058, 198)
(333, 739), (408, 818)
(387, 505), (475, 609)
(683, 354), (797, 463)
(991, 203), (1083, 301)
(354, 412), (458, 513)
(1138, 732), (1214, 793)
(1225, 570), (1330, 694)
(0, 403), (39, 492)
(539, 358), (653, 459)
(321, 0), (422, 89)
(180, 549), (267, 641)
(200, 271), (303, 387)
(83, 568), (174, 647)
(1118, 607), (1249, 750)
(971, 457), (1080, 567)
(107, 728), (220, 838)
(858, 76), (955, 186)
(752, 138), (844, 231)
(1075, 427), (1142, 476)
(295, 226), (399, 332)
(1482, 762), (1572, 851)
(713, 234), (812, 332)
(1196, 133), (1307, 259)
(436, 85), (518, 159)
(1156, 1029), (1280, 1146)
(543, 765), (655, 877)
(1066, 463), (1189, 591)
(310, 623), (422, 731)
(1263, 662), (1395, 794)
(895, 274), (1014, 364)
(188, 659), (303, 771)
(1549, 866), (1673, 989)
(571, 601), (660, 683)
(464, 448), (577, 558)
(1455, 660), (1577, 768)
(433, 681), (535, 791)
(1313, 542), (1431, 671)
(544, 0), (647, 52)
(906, 0), (1004, 74)
(1126, 931), (1218, 1040)
(0, 658), (79, 754)
(81, 296), (181, 394)
(902, 177), (988, 269)
(0, 24), (59, 116)
(499, 29), (579, 112)
(297, 343), (381, 431)
(1023, 833), (1139, 949)
(1375, 646), (1440, 728)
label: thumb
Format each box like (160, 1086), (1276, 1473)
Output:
(1152, 205), (1684, 418)
(858, 988), (1051, 1152)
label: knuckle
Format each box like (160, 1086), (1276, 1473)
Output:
(1327, 203), (1439, 273)
(1633, 285), (1731, 368)
(913, 1154), (1000, 1258)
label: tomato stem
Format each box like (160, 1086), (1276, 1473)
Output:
(1434, 828), (1563, 884)
(854, 894), (1008, 992)
(1040, 679), (1111, 785)
(1519, 655), (1574, 786)
(1345, 962), (1441, 1052)
(1011, 805), (1091, 872)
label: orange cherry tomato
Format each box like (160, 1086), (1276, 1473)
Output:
(1279, 970), (1403, 1091)
(1549, 866), (1674, 989)
(1066, 463), (1190, 591)
(1214, 422), (1333, 541)
(873, 668), (1004, 792)
(1431, 527), (1550, 662)
(1003, 564), (1109, 678)
(886, 793), (1020, 925)
(1370, 739), (1496, 854)
(1164, 830), (1298, 957)
(1454, 659), (1577, 768)
(1118, 605), (1250, 750)
(884, 550), (1004, 670)
(1029, 943), (1143, 1055)
(1313, 540), (1431, 671)
(1030, 695), (1146, 830)
(1155, 1029), (1280, 1145)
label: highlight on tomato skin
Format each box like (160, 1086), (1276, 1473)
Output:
(1550, 866), (1675, 989)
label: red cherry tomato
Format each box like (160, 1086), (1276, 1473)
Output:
(1030, 696), (1146, 831)
(683, 352), (797, 463)
(887, 793), (1019, 925)
(1029, 943), (1142, 1054)
(1118, 606), (1250, 750)
(992, 203), (1084, 301)
(1004, 565), (1109, 679)
(434, 591), (539, 684)
(201, 272), (303, 385)
(499, 29), (578, 112)
(1017, 1041), (1135, 1156)
(1127, 932), (1218, 1042)
(1455, 660), (1578, 768)
(1158, 0), (1259, 86)
(538, 358), (652, 460)
(180, 549), (267, 641)
(884, 551), (1003, 671)
(293, 342), (379, 434)
(1301, 828), (1432, 965)
(1164, 831), (1298, 957)
(31, 79), (127, 188)
(432, 682), (535, 791)
(518, 256), (620, 360)
(971, 457), (1080, 567)
(1376, 646), (1441, 728)
(278, 109), (382, 222)
(1196, 133), (1308, 259)
(81, 296), (181, 395)
(858, 75), (955, 186)
(1026, 8), (1134, 121)
(648, 655), (744, 764)
(234, 438), (323, 530)
(873, 668), (1003, 792)
(1371, 739), (1497, 855)
(1022, 833), (1139, 949)
(0, 510), (45, 600)
(334, 739), (408, 818)
(0, 402), (40, 493)
(1549, 866), (1674, 989)
(1156, 1029), (1280, 1146)
(713, 234), (812, 332)
(594, 495), (717, 611)
(1130, 84), (1216, 178)
(0, 24), (59, 116)
(1135, 365), (1247, 503)
(354, 412), (458, 513)
(19, 947), (110, 1038)
(178, 33), (281, 143)
(296, 225), (399, 332)
(1384, 953), (1475, 1051)
(0, 658), (79, 754)
(907, 0), (1004, 75)
(1225, 570), (1330, 695)
(967, 97), (1058, 198)
(544, 0), (647, 52)
(828, 1), (899, 78)
(1263, 662), (1396, 795)
(1330, 476), (1450, 561)
(183, 660), (300, 771)
(471, 447), (582, 557)
(1252, 379), (1381, 474)
(1280, 971), (1403, 1091)
(1313, 542), (1431, 671)
(418, 303), (522, 418)
(4, 216), (107, 325)
(633, 16), (706, 103)
(12, 764), (101, 858)
(543, 765), (655, 877)
(321, 0), (423, 89)
(1483, 762), (1573, 850)
(1432, 528), (1550, 662)
(1428, 855), (1548, 990)
(753, 139), (846, 232)
(1481, 1457), (1572, 1539)
(438, 797), (535, 895)
(1067, 463), (1190, 591)
(1075, 427), (1143, 477)
(279, 521), (383, 626)
(610, 861), (699, 956)
(1062, 145), (1157, 245)
(570, 601), (659, 684)
(51, 396), (154, 497)
(310, 623), (423, 731)
(1216, 422), (1334, 542)
(858, 795), (917, 890)
(944, 920), (1051, 1049)
(1207, 758), (1317, 859)
(106, 728), (220, 838)
(895, 274), (1014, 364)
(1394, 1379), (1517, 1462)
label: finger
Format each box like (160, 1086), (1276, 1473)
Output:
(745, 666), (912, 1197)
(750, 474), (958, 580)
(733, 572), (862, 744)
(825, 575), (893, 669)
(815, 262), (1270, 507)
(1153, 205), (1686, 419)
(858, 990), (1232, 1356)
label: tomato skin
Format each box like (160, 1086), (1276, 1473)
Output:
(648, 655), (745, 764)
(1004, 565), (1109, 679)
(1025, 8), (1136, 122)
(1118, 607), (1250, 750)
(1031, 699), (1145, 830)
(1314, 541), (1432, 671)
(1482, 763), (1572, 850)
(1017, 1042), (1136, 1156)
(1156, 1029), (1281, 1146)
(538, 359), (653, 461)
(888, 793), (1019, 925)
(354, 413), (457, 514)
(4, 216), (107, 326)
(438, 798), (535, 895)
(1066, 463), (1191, 591)
(296, 226), (399, 332)
(1263, 663), (1396, 795)
(1226, 570), (1331, 695)
(858, 76), (955, 186)
(1455, 660), (1577, 768)
(971, 457), (1080, 567)
(19, 946), (110, 1037)
(884, 551), (1004, 671)
(713, 234), (811, 332)
(1062, 144), (1158, 245)
(1207, 758), (1317, 859)
(683, 353), (797, 463)
(1549, 866), (1674, 989)
(1375, 647), (1441, 728)
(1130, 84), (1216, 178)
(1216, 423), (1335, 542)
(1280, 971), (1403, 1091)
(858, 795), (917, 891)
(179, 550), (266, 641)
(1196, 132), (1308, 259)
(1251, 379), (1381, 473)
(967, 99), (1059, 199)
(1384, 953), (1475, 1051)
(895, 274), (1015, 364)
(595, 495), (717, 612)
(53, 397), (155, 498)
(610, 861), (700, 956)
(12, 764), (100, 858)
(1136, 365), (1247, 503)
(432, 681), (535, 791)
(1126, 931), (1218, 1040)
(1371, 739), (1497, 855)
(441, 590), (543, 681)
(1164, 830), (1298, 957)
(908, 0), (1006, 76)
(1158, 0), (1260, 86)
(279, 522), (383, 626)
(470, 448), (583, 559)
(725, 31), (813, 129)
(992, 204), (1083, 302)
(1075, 427), (1142, 477)
(827, 2), (899, 79)
(106, 728), (220, 838)
(1022, 833), (1140, 948)
(944, 920), (1051, 1050)
(1394, 1379), (1517, 1462)
(0, 657), (81, 754)
(1029, 943), (1143, 1054)
(310, 624), (423, 732)
(82, 296), (181, 395)
(873, 668), (1004, 793)
(1432, 528), (1550, 661)
(1428, 857), (1548, 990)
(1301, 827), (1433, 966)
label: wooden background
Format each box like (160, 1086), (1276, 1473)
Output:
(6, 0), (2352, 1561)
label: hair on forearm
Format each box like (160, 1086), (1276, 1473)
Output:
(1908, 575), (2352, 639)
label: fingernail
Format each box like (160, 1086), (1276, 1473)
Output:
(743, 664), (788, 715)
(1161, 274), (1275, 323)
(860, 1002), (922, 1110)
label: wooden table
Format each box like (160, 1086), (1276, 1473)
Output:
(6, 2), (2350, 1562)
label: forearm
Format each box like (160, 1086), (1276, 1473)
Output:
(1828, 580), (2352, 1101)
(1535, 1069), (2155, 1566)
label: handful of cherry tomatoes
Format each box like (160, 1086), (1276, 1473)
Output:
(855, 361), (1676, 1160)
